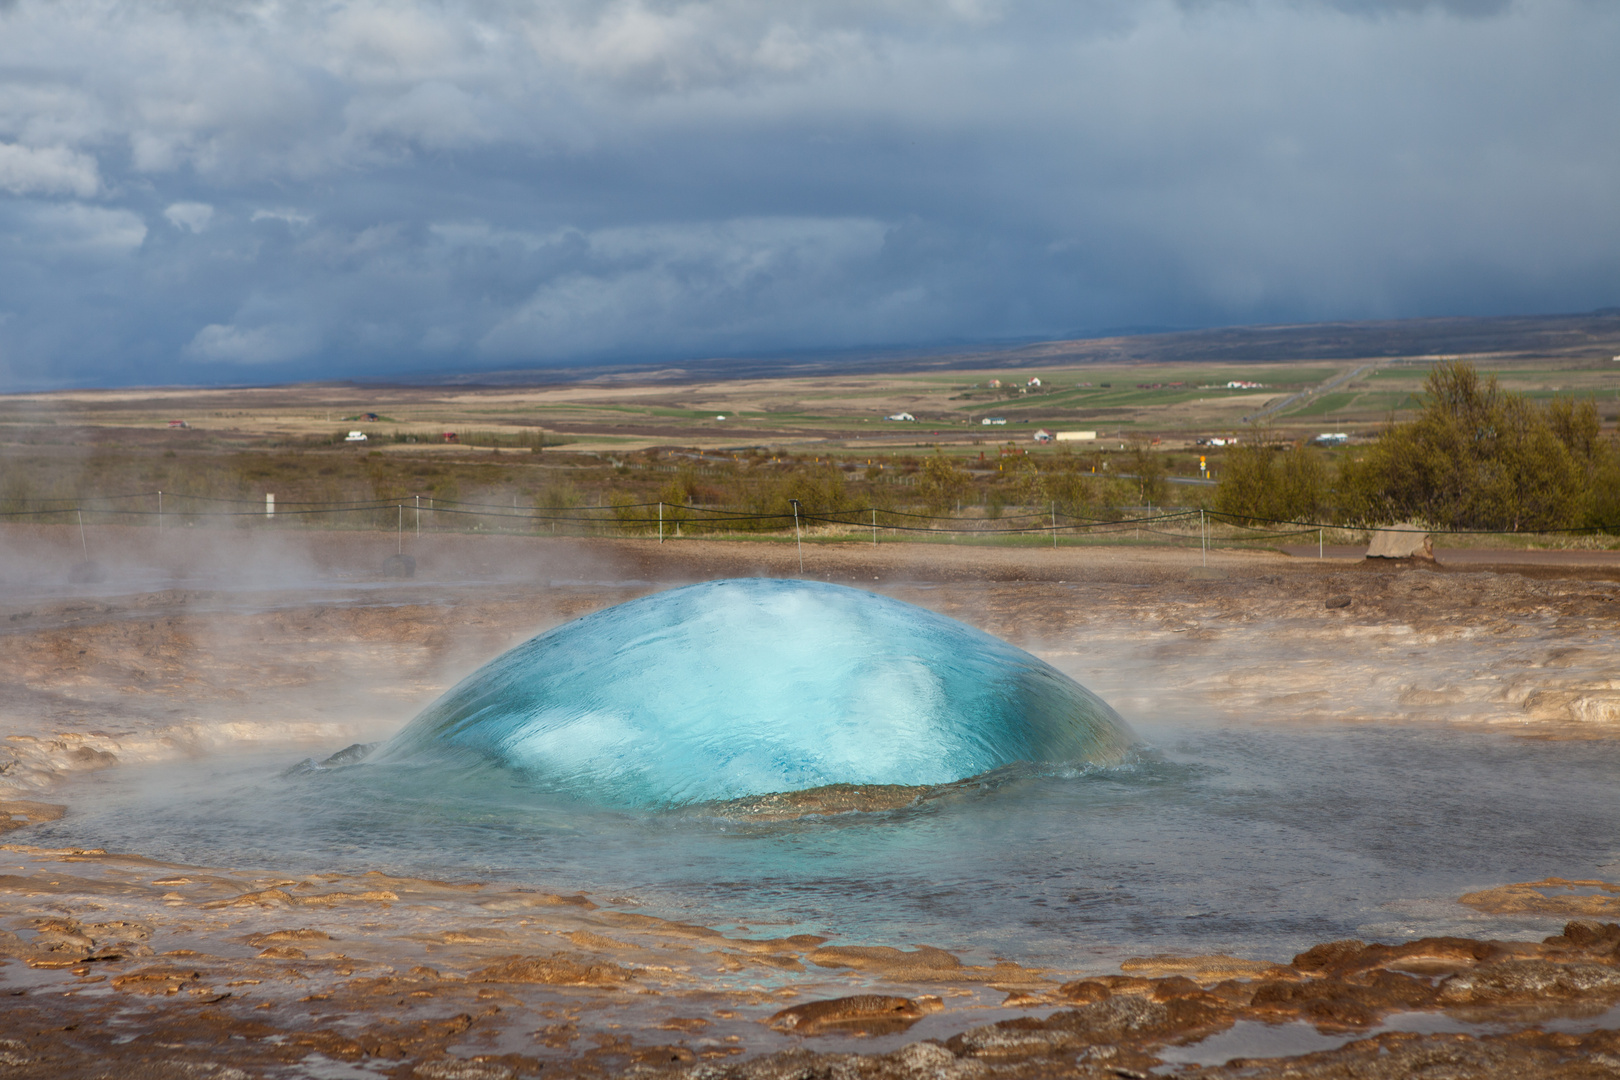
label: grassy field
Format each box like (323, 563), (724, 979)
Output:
(4, 349), (1613, 451)
(2, 318), (1616, 541)
(1266, 357), (1620, 427)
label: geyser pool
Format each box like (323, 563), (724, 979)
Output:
(374, 578), (1137, 806)
(30, 724), (1620, 966)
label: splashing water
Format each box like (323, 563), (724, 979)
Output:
(375, 578), (1137, 807)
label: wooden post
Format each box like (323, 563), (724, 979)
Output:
(791, 500), (803, 574)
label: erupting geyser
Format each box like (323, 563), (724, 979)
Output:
(377, 578), (1136, 807)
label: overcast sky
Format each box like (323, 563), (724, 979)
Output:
(0, 0), (1615, 389)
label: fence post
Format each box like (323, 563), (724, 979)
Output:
(265, 493), (274, 519)
(415, 494), (420, 537)
(1201, 508), (1207, 567)
(157, 490), (163, 532)
(659, 502), (664, 543)
(397, 504), (403, 555)
(872, 508), (877, 546)
(1319, 527), (1323, 559)
(77, 509), (88, 560)
(791, 499), (803, 575)
(1051, 501), (1057, 548)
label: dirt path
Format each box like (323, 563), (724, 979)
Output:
(1281, 543), (1620, 567)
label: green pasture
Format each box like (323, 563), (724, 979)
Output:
(1280, 390), (1423, 419)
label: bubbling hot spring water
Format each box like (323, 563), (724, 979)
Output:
(373, 578), (1138, 806)
(26, 576), (1620, 965)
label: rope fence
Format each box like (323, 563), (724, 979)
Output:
(2, 489), (1613, 550)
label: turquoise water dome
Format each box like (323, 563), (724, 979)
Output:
(376, 578), (1136, 807)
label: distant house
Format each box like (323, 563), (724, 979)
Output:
(166, 419), (189, 429)
(1026, 377), (1042, 387)
(442, 432), (459, 443)
(344, 431), (367, 442)
(1033, 429), (1055, 443)
(885, 412), (916, 422)
(361, 412), (380, 421)
(1313, 432), (1349, 445)
(982, 417), (1008, 425)
(986, 379), (1002, 389)
(1225, 381), (1265, 390)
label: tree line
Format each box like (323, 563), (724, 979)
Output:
(1215, 361), (1620, 532)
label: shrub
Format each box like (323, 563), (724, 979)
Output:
(1042, 467), (1095, 519)
(1589, 454), (1620, 533)
(1548, 397), (1620, 531)
(918, 453), (971, 513)
(1215, 438), (1328, 525)
(535, 480), (586, 534)
(1000, 454), (1043, 507)
(1128, 448), (1169, 506)
(725, 464), (854, 531)
(657, 466), (702, 527)
(1339, 362), (1585, 531)
(609, 492), (647, 535)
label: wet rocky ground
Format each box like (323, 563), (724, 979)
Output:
(3, 844), (1620, 1080)
(3, 528), (1619, 1077)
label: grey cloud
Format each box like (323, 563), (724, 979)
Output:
(1316, 0), (1513, 16)
(1177, 0), (1512, 14)
(0, 0), (1614, 388)
(163, 201), (214, 232)
(16, 201), (145, 255)
(0, 142), (98, 197)
(251, 208), (312, 227)
(476, 217), (902, 357)
(184, 322), (315, 364)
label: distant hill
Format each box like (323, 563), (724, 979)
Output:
(366, 309), (1620, 388)
(987, 311), (1620, 368)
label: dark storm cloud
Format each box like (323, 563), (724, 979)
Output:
(0, 0), (1614, 388)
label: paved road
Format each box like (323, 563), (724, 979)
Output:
(1243, 360), (1387, 423)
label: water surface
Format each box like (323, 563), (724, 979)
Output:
(31, 722), (1619, 968)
